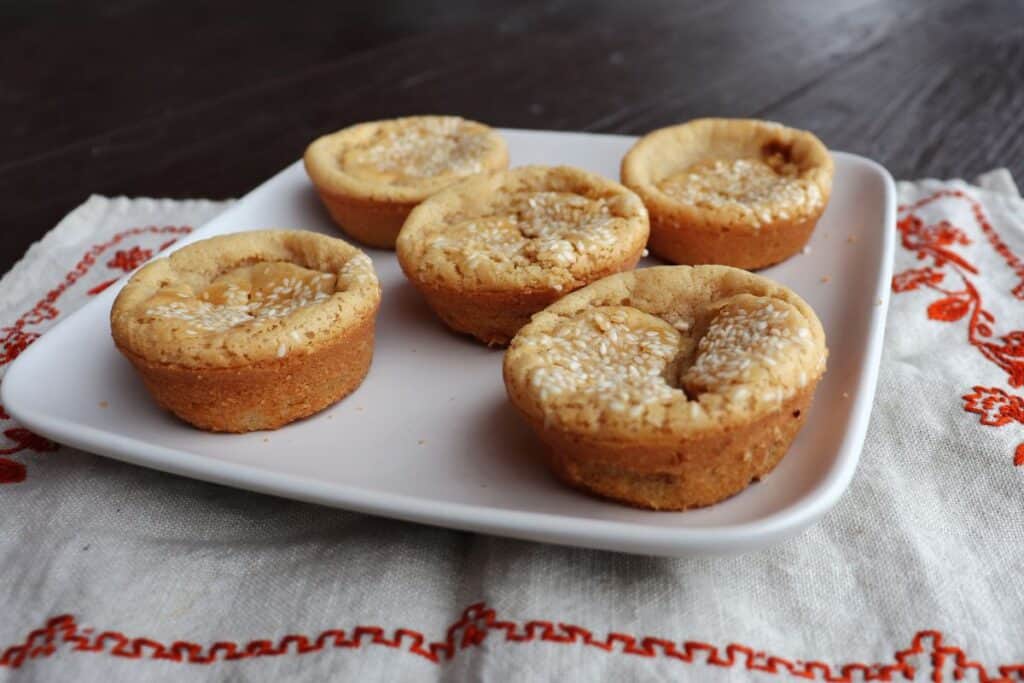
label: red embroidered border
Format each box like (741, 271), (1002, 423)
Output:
(0, 603), (1020, 681)
(893, 189), (1024, 465)
(0, 226), (190, 482)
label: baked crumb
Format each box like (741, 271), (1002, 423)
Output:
(847, 235), (858, 244)
(98, 401), (109, 408)
(820, 275), (831, 284)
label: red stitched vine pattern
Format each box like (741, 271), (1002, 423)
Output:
(0, 226), (191, 483)
(1, 602), (1021, 681)
(893, 189), (1024, 465)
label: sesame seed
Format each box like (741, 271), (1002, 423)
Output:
(682, 301), (815, 393)
(657, 157), (823, 228)
(344, 117), (490, 179)
(520, 307), (684, 425)
(425, 190), (628, 278)
(142, 257), (374, 337)
(518, 297), (822, 428)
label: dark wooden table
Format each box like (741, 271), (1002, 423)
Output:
(3, 0), (1022, 274)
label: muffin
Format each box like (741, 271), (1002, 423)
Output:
(396, 165), (650, 346)
(304, 115), (509, 249)
(621, 118), (833, 269)
(110, 230), (381, 432)
(503, 265), (827, 510)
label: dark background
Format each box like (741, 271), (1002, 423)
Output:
(3, 0), (1023, 273)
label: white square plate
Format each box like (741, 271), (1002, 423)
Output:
(2, 129), (895, 556)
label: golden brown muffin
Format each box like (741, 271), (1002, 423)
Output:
(396, 165), (650, 346)
(621, 118), (833, 269)
(110, 230), (381, 432)
(503, 265), (827, 510)
(304, 115), (509, 249)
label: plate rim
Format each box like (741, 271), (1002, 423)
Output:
(1, 131), (897, 556)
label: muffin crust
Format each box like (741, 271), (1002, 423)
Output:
(503, 265), (827, 510)
(621, 118), (833, 269)
(304, 116), (509, 248)
(111, 230), (381, 432)
(397, 165), (650, 346)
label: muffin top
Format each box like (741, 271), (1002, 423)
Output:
(621, 118), (833, 230)
(503, 265), (827, 438)
(396, 165), (649, 292)
(110, 230), (380, 368)
(304, 116), (509, 203)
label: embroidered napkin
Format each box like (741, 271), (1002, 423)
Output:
(2, 174), (1023, 682)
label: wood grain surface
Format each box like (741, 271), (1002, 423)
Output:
(2, 0), (1022, 273)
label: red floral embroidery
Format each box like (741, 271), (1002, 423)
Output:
(106, 246), (152, 272)
(893, 190), (1024, 464)
(87, 246), (157, 295)
(0, 329), (40, 366)
(892, 267), (944, 293)
(0, 427), (56, 456)
(926, 294), (971, 322)
(0, 225), (191, 483)
(86, 280), (117, 296)
(963, 386), (1024, 427)
(0, 458), (26, 484)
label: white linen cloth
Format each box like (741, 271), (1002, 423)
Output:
(2, 175), (1023, 682)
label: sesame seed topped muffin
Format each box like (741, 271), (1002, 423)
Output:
(396, 165), (650, 346)
(503, 265), (827, 510)
(304, 116), (509, 249)
(621, 118), (833, 269)
(110, 230), (381, 432)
